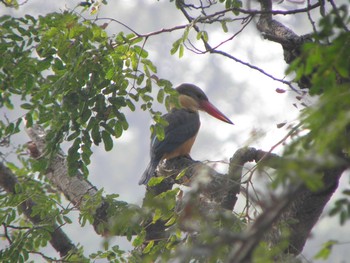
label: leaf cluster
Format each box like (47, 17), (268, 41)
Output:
(0, 12), (175, 177)
(281, 5), (350, 258)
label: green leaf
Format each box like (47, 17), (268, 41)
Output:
(109, 97), (126, 107)
(221, 21), (228, 33)
(132, 232), (145, 247)
(21, 103), (33, 112)
(114, 122), (123, 138)
(157, 89), (165, 103)
(164, 216), (177, 226)
(178, 44), (184, 58)
(102, 130), (113, 151)
(175, 168), (188, 180)
(314, 240), (338, 260)
(343, 189), (350, 196)
(196, 31), (202, 40)
(148, 176), (164, 187)
(134, 45), (148, 58)
(154, 124), (165, 141)
(5, 123), (15, 135)
(142, 58), (157, 73)
(143, 240), (154, 254)
(91, 124), (101, 145)
(136, 73), (145, 85)
(63, 216), (73, 224)
(201, 31), (209, 42)
(126, 99), (135, 111)
(170, 39), (182, 55)
(67, 131), (80, 141)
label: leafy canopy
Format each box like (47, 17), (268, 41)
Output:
(0, 11), (175, 177)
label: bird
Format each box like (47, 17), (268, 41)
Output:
(139, 83), (234, 185)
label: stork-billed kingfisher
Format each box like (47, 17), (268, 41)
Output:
(139, 83), (233, 185)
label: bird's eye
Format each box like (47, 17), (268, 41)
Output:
(197, 94), (202, 99)
(197, 93), (207, 100)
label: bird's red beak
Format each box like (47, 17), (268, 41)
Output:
(200, 100), (234, 125)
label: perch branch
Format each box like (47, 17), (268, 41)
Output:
(150, 145), (348, 259)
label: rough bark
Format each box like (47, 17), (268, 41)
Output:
(26, 125), (98, 206)
(25, 125), (141, 236)
(257, 0), (311, 63)
(278, 166), (347, 255)
(257, 0), (314, 90)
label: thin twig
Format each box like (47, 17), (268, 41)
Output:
(2, 223), (12, 245)
(328, 0), (349, 32)
(211, 49), (300, 93)
(178, 2), (301, 94)
(199, 1), (321, 20)
(306, 0), (319, 39)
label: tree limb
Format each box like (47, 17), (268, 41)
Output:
(275, 165), (348, 255)
(25, 124), (142, 236)
(0, 162), (76, 257)
(142, 147), (276, 244)
(257, 0), (313, 65)
(227, 183), (302, 263)
(149, 146), (348, 260)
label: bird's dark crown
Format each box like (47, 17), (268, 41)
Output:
(176, 83), (208, 103)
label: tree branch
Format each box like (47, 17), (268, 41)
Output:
(0, 162), (76, 257)
(227, 183), (302, 263)
(274, 165), (348, 255)
(142, 147), (278, 245)
(176, 1), (301, 93)
(148, 145), (348, 260)
(25, 124), (142, 236)
(257, 0), (312, 64)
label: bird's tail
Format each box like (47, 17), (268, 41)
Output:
(138, 160), (159, 185)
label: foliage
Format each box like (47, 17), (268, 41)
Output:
(0, 0), (349, 262)
(0, 11), (174, 177)
(0, 7), (172, 262)
(284, 4), (350, 185)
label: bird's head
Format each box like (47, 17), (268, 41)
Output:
(176, 83), (234, 125)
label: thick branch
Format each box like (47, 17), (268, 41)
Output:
(142, 148), (278, 244)
(0, 162), (76, 257)
(149, 146), (348, 259)
(221, 147), (257, 210)
(150, 148), (283, 211)
(25, 125), (141, 236)
(274, 165), (348, 255)
(26, 125), (97, 206)
(257, 0), (312, 64)
(227, 183), (302, 263)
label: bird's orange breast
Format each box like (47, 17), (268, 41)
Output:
(162, 132), (198, 160)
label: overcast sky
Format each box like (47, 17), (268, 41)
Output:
(1, 1), (349, 262)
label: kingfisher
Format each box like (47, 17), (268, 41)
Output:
(139, 83), (233, 185)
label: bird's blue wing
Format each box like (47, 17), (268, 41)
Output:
(151, 108), (200, 160)
(139, 109), (200, 185)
